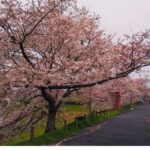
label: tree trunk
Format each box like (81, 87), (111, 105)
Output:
(88, 101), (92, 116)
(89, 88), (92, 116)
(45, 108), (56, 134)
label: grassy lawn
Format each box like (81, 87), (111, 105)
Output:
(3, 102), (140, 146)
(4, 104), (89, 145)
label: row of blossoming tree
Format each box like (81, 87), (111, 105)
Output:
(77, 77), (149, 112)
(0, 0), (150, 136)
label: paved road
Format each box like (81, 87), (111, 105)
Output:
(59, 103), (150, 146)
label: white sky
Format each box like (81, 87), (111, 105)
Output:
(78, 0), (150, 37)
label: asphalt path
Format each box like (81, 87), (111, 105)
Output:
(58, 103), (150, 146)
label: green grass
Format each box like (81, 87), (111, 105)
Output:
(4, 104), (89, 145)
(64, 104), (87, 112)
(9, 110), (120, 146)
(4, 102), (141, 146)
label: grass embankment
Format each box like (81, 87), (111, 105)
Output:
(5, 102), (140, 146)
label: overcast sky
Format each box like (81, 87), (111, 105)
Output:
(78, 0), (150, 37)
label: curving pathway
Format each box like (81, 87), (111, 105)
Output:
(58, 103), (150, 146)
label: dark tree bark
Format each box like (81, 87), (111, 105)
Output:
(45, 106), (56, 134)
(40, 87), (77, 134)
(40, 87), (57, 134)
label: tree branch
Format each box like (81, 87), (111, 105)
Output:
(36, 64), (150, 90)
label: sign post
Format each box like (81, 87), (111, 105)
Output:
(114, 92), (120, 109)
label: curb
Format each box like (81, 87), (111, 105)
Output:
(53, 121), (107, 146)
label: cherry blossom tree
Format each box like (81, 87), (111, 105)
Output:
(0, 0), (150, 134)
(77, 77), (149, 113)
